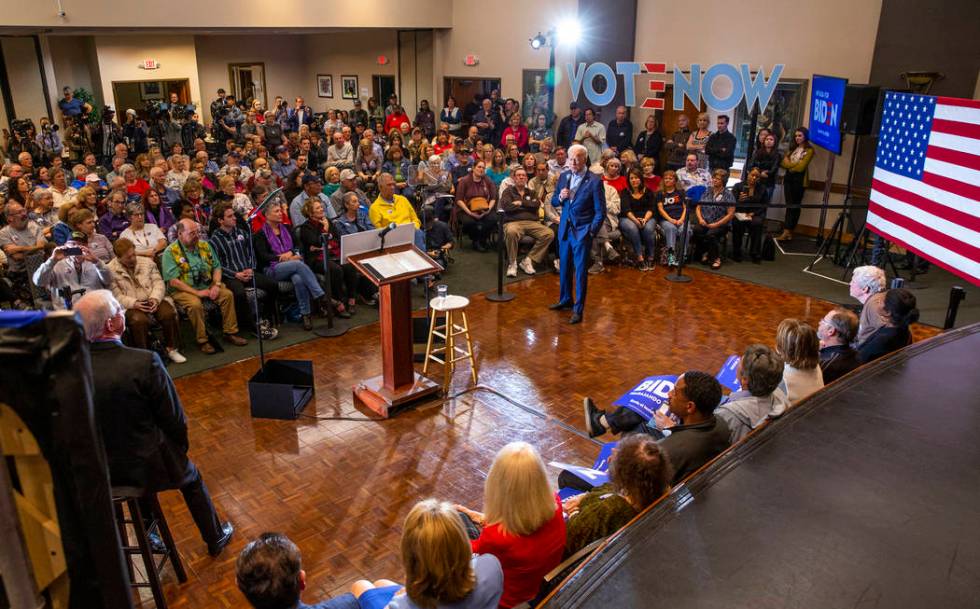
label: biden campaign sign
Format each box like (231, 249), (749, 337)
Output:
(611, 375), (677, 421)
(809, 75), (847, 155)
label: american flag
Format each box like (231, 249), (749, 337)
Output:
(868, 92), (980, 286)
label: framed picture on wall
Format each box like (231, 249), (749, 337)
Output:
(317, 74), (333, 98)
(341, 75), (358, 100)
(522, 69), (551, 127)
(139, 81), (163, 101)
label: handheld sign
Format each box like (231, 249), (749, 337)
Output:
(716, 355), (742, 393)
(549, 462), (609, 487)
(611, 375), (677, 422)
(592, 441), (618, 473)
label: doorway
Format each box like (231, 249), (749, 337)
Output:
(443, 77), (501, 124)
(110, 79), (191, 120)
(228, 63), (267, 110)
(372, 75), (396, 107)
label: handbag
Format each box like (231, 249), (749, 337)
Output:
(468, 196), (490, 212)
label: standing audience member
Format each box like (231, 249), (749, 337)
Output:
(816, 307), (861, 383)
(162, 218), (248, 354)
(686, 113), (712, 168)
(849, 265), (888, 345)
(776, 127), (814, 242)
(714, 344), (788, 443)
(664, 114), (691, 171)
(748, 132), (780, 200)
(856, 289), (918, 364)
(107, 238), (184, 362)
(774, 319), (824, 404)
(73, 290), (233, 556)
(236, 533), (358, 609)
(606, 106), (633, 153)
(440, 96), (463, 136)
(692, 169), (735, 269)
(561, 434), (672, 556)
(575, 108), (606, 165)
(634, 115), (662, 163)
(556, 102), (584, 149)
(704, 115), (736, 172)
(455, 442), (565, 609)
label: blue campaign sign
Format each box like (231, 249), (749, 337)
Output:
(810, 75), (847, 155)
(612, 375), (677, 421)
(716, 355), (742, 392)
(593, 442), (618, 472)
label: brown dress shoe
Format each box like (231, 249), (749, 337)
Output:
(224, 334), (248, 346)
(199, 343), (216, 355)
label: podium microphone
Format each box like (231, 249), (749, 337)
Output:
(379, 222), (397, 250)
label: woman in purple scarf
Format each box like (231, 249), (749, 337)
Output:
(252, 203), (327, 330)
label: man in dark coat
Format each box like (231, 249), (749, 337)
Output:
(74, 289), (234, 557)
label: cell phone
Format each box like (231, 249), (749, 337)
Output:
(63, 247), (83, 256)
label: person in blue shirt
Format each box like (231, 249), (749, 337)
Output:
(236, 533), (359, 609)
(57, 87), (88, 119)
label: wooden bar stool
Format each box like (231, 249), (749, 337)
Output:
(423, 295), (478, 391)
(112, 487), (187, 609)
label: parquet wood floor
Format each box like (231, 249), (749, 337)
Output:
(152, 265), (938, 608)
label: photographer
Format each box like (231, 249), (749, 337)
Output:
(209, 88), (227, 125)
(32, 232), (114, 309)
(216, 96), (243, 144)
(181, 111), (206, 152)
(36, 117), (64, 161)
(122, 109), (149, 155)
(91, 107), (124, 166)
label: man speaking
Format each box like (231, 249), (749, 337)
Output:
(549, 143), (606, 324)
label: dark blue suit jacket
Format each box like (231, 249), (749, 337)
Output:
(287, 106), (314, 132)
(551, 170), (607, 242)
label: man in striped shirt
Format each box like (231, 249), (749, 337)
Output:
(209, 201), (280, 338)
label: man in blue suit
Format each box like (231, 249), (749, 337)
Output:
(287, 96), (314, 133)
(550, 144), (606, 324)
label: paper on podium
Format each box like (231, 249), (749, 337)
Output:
(340, 223), (415, 264)
(362, 249), (432, 279)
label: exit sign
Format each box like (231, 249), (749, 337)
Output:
(464, 54), (479, 66)
(141, 59), (160, 70)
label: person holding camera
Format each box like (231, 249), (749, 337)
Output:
(122, 109), (149, 155)
(32, 231), (114, 309)
(92, 107), (124, 166)
(36, 117), (64, 161)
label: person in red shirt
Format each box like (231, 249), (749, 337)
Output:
(500, 112), (530, 152)
(384, 105), (411, 135)
(121, 163), (151, 199)
(601, 156), (627, 193)
(456, 442), (566, 608)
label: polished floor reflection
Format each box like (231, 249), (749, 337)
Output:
(157, 265), (937, 608)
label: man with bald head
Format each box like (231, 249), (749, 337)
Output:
(549, 144), (606, 324)
(161, 218), (247, 354)
(74, 289), (234, 556)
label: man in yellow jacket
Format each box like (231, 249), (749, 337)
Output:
(368, 172), (426, 250)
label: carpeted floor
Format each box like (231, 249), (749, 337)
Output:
(168, 236), (978, 379)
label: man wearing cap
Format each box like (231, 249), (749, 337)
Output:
(557, 102), (585, 149)
(450, 146), (474, 187)
(349, 99), (369, 128)
(330, 169), (370, 217)
(291, 174), (338, 227)
(271, 146), (297, 180)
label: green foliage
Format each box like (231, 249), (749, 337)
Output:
(72, 87), (100, 123)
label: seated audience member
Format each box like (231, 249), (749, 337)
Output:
(619, 169), (657, 270)
(98, 190), (131, 241)
(601, 156), (627, 193)
(326, 131), (355, 170)
(454, 160), (497, 251)
(119, 203), (166, 258)
(585, 371), (730, 485)
(817, 307), (861, 383)
(714, 344), (789, 443)
(107, 238), (184, 362)
(70, 207), (114, 262)
(454, 442), (565, 609)
(857, 288), (919, 364)
(499, 167), (553, 277)
(121, 163), (150, 199)
(73, 290), (234, 557)
(236, 533), (358, 609)
(298, 196), (362, 316)
(588, 181), (623, 275)
(142, 188), (177, 236)
(676, 153), (710, 191)
(321, 166), (341, 198)
(162, 218), (247, 353)
(561, 434), (672, 556)
(382, 145), (415, 200)
(775, 319), (824, 404)
(29, 189), (58, 238)
(501, 111), (530, 151)
(369, 173), (426, 251)
(730, 167), (766, 263)
(356, 139), (382, 193)
(423, 213), (454, 283)
(33, 233), (113, 309)
(639, 156), (660, 192)
(254, 203), (328, 331)
(331, 169), (370, 217)
(655, 170), (689, 267)
(209, 202), (280, 338)
(485, 148), (509, 189)
(52, 186), (97, 244)
(692, 169), (735, 270)
(166, 199), (201, 242)
(290, 174), (337, 227)
(352, 499), (504, 609)
(0, 202), (47, 292)
(849, 265), (887, 345)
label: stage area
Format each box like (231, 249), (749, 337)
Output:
(156, 267), (937, 607)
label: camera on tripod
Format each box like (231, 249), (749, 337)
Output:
(11, 118), (35, 138)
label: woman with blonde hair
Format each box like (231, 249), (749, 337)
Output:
(686, 112), (712, 168)
(775, 318), (824, 405)
(352, 499), (503, 609)
(455, 442), (565, 608)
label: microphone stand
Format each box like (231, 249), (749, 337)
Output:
(486, 207), (515, 302)
(312, 222), (349, 338)
(665, 199), (694, 284)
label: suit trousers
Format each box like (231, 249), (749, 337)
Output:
(138, 460), (223, 546)
(558, 232), (592, 316)
(504, 220), (554, 264)
(126, 301), (179, 350)
(171, 287), (239, 344)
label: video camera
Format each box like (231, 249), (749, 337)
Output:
(11, 118), (35, 138)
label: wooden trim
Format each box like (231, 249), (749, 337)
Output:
(806, 179), (870, 198)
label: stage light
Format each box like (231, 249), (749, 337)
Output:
(555, 18), (582, 47)
(530, 33), (546, 50)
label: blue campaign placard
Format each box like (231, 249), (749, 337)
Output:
(716, 355), (741, 392)
(809, 75), (847, 155)
(611, 375), (677, 421)
(592, 442), (618, 472)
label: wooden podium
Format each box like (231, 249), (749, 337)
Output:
(348, 243), (444, 417)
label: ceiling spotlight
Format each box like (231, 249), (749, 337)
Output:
(530, 33), (546, 50)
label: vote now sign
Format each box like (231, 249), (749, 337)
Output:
(566, 62), (785, 112)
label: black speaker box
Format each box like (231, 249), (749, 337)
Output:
(841, 84), (880, 135)
(248, 359), (315, 420)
